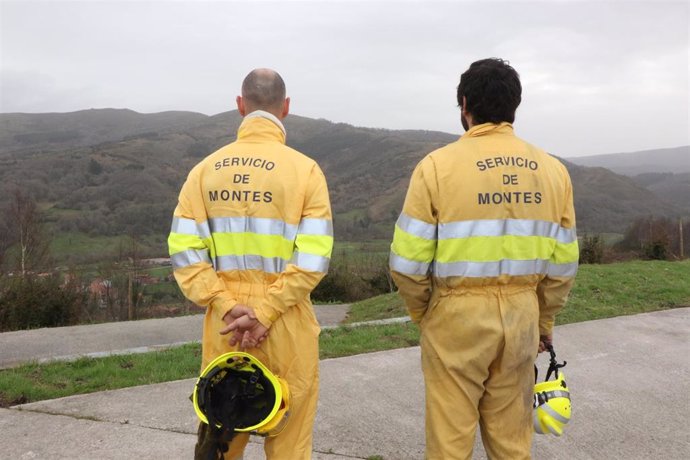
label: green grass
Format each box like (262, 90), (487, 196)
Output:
(345, 292), (405, 323)
(319, 323), (419, 359)
(558, 260), (690, 324)
(347, 260), (690, 324)
(1, 260), (688, 406)
(0, 344), (201, 406)
(49, 232), (165, 266)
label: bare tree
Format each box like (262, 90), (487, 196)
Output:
(7, 188), (51, 276)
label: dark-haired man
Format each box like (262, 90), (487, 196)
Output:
(390, 58), (578, 458)
(169, 68), (333, 459)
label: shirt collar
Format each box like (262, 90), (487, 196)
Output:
(463, 122), (514, 138)
(244, 110), (286, 137)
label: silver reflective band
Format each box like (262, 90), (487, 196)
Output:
(292, 252), (330, 272)
(539, 403), (570, 424)
(297, 218), (333, 236)
(209, 216), (298, 240)
(171, 249), (212, 269)
(396, 213), (437, 240)
(434, 259), (552, 278)
(547, 262), (578, 277)
(439, 219), (577, 243)
(390, 252), (431, 276)
(541, 390), (570, 400)
(171, 217), (211, 239)
(215, 255), (286, 273)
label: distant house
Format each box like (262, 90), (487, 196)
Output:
(89, 278), (113, 308)
(141, 258), (172, 266)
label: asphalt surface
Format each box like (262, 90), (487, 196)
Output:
(1, 306), (689, 459)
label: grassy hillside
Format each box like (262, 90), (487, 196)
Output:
(633, 172), (690, 214)
(566, 145), (690, 176)
(345, 259), (690, 323)
(0, 109), (686, 266)
(0, 109), (209, 156)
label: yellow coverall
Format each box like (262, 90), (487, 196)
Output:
(168, 111), (333, 459)
(390, 122), (578, 459)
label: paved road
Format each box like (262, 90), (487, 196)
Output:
(0, 304), (351, 369)
(1, 307), (689, 459)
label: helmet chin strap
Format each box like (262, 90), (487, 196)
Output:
(544, 344), (567, 381)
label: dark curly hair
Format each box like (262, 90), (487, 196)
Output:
(456, 58), (522, 124)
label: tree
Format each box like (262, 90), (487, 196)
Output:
(5, 189), (51, 275)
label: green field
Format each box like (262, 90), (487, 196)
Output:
(1, 259), (688, 406)
(346, 259), (690, 324)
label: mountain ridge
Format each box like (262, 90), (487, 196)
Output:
(0, 109), (687, 245)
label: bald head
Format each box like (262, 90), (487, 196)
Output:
(240, 68), (287, 115)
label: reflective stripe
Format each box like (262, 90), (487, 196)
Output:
(210, 216), (298, 241)
(540, 403), (570, 424)
(171, 217), (211, 239)
(216, 255), (286, 273)
(297, 218), (333, 236)
(428, 260), (577, 278)
(437, 235), (556, 263)
(552, 240), (580, 264)
(213, 233), (294, 260)
(534, 416), (545, 434)
(542, 390), (570, 400)
(435, 259), (552, 278)
(396, 213), (437, 240)
(174, 215), (333, 244)
(168, 233), (209, 255)
(171, 249), (212, 269)
(390, 252), (431, 276)
(439, 219), (576, 244)
(170, 214), (333, 274)
(391, 226), (436, 263)
(547, 262), (578, 277)
(292, 252), (330, 272)
(295, 234), (333, 258)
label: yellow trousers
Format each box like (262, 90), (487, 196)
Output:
(420, 286), (539, 460)
(216, 298), (321, 460)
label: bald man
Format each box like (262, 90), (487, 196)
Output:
(169, 68), (333, 459)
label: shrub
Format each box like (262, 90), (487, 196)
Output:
(312, 252), (393, 303)
(0, 275), (89, 332)
(580, 234), (604, 264)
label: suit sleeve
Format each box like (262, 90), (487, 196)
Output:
(389, 159), (438, 323)
(254, 164), (334, 329)
(537, 164), (579, 335)
(167, 168), (238, 323)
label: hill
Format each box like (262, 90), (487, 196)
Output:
(0, 109), (686, 262)
(566, 146), (690, 176)
(0, 109), (208, 156)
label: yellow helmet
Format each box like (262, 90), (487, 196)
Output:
(533, 345), (571, 436)
(193, 352), (290, 438)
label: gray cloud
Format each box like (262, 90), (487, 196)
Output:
(1, 0), (688, 157)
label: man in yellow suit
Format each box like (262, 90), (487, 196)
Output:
(168, 68), (333, 459)
(390, 58), (578, 459)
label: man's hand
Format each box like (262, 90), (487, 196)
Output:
(220, 304), (269, 349)
(538, 334), (552, 353)
(236, 322), (269, 350)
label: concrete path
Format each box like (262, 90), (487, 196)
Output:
(0, 304), (351, 369)
(1, 308), (689, 459)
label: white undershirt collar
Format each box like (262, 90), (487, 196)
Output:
(245, 110), (286, 136)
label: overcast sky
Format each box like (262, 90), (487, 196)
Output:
(1, 0), (688, 157)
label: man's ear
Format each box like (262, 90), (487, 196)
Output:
(236, 96), (246, 116)
(280, 97), (290, 119)
(461, 96), (468, 116)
